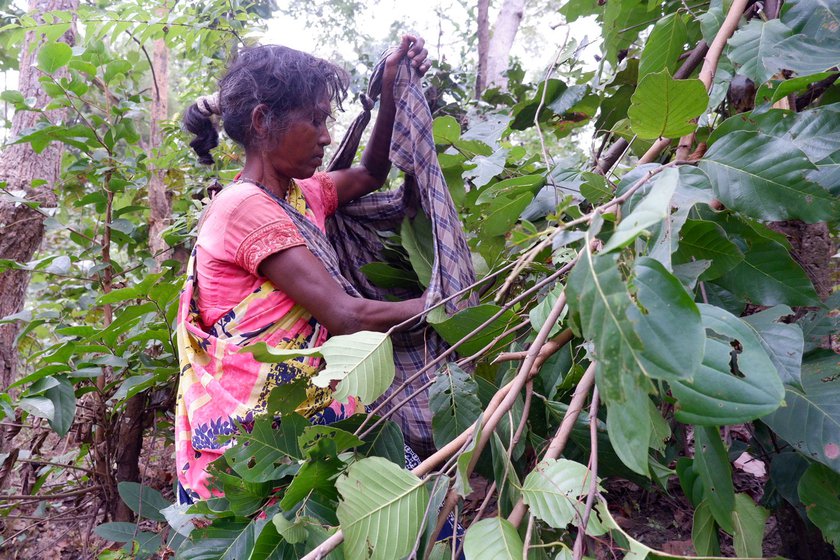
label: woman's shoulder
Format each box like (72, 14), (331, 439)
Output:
(297, 172), (338, 217)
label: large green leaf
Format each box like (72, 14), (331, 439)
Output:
(335, 457), (428, 560)
(639, 13), (688, 80)
(763, 353), (840, 473)
(521, 458), (602, 530)
(428, 303), (520, 357)
(279, 458), (342, 510)
(732, 493), (769, 557)
(44, 376), (75, 437)
(716, 237), (820, 306)
(37, 41), (72, 73)
(429, 363), (482, 449)
(693, 426), (735, 533)
(670, 305), (785, 425)
(311, 331), (395, 406)
(798, 462), (840, 553)
(249, 520), (297, 560)
(672, 219), (744, 281)
(401, 214), (434, 287)
(769, 33), (840, 76)
(177, 518), (262, 560)
(359, 263), (421, 290)
(701, 130), (838, 222)
(692, 500), (721, 556)
(783, 0), (840, 40)
(602, 167), (678, 253)
(728, 19), (793, 84)
(117, 482), (170, 522)
(463, 517), (523, 560)
(742, 306), (803, 387)
(566, 237), (652, 404)
(330, 415), (406, 467)
(632, 257), (704, 382)
(628, 70), (708, 139)
(224, 413), (307, 482)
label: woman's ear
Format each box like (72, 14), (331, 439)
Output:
(250, 103), (269, 140)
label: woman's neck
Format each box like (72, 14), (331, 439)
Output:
(240, 156), (291, 199)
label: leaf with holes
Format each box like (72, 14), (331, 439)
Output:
(521, 458), (603, 530)
(670, 305), (785, 425)
(763, 353), (840, 474)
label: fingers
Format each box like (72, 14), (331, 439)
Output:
(405, 35), (430, 74)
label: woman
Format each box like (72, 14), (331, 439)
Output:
(177, 36), (431, 501)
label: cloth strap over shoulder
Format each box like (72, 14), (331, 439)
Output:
(321, 51), (478, 457)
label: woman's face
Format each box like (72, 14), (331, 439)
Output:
(267, 97), (332, 181)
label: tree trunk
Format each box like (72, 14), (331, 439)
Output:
(0, 0), (78, 409)
(475, 0), (490, 98)
(484, 0), (526, 91)
(112, 14), (174, 522)
(147, 29), (171, 262)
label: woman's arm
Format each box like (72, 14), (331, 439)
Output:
(329, 34), (430, 205)
(259, 245), (423, 335)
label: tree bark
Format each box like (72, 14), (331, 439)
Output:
(147, 27), (172, 263)
(0, 0), (78, 397)
(484, 0), (526, 91)
(475, 0), (490, 97)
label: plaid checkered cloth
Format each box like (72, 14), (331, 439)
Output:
(277, 53), (477, 457)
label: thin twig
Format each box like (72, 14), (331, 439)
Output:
(573, 387), (600, 559)
(508, 362), (597, 527)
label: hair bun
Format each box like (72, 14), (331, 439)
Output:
(195, 92), (221, 117)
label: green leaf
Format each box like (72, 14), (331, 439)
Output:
(768, 33), (840, 76)
(482, 192), (533, 237)
(700, 130), (839, 222)
(179, 517), (263, 560)
(628, 70), (708, 139)
(694, 426), (735, 533)
(566, 231), (651, 404)
(117, 482), (170, 522)
(279, 458), (342, 510)
(18, 396), (54, 421)
(742, 306), (803, 387)
(529, 284), (564, 337)
(359, 263), (420, 289)
(37, 41), (72, 73)
(716, 237), (820, 306)
(463, 517), (523, 560)
(224, 413), (307, 482)
(249, 520), (296, 559)
(271, 513), (307, 544)
(692, 500), (721, 556)
(401, 213), (434, 287)
(433, 115), (461, 144)
(239, 342), (322, 363)
(298, 425), (364, 460)
(728, 19), (793, 85)
(331, 415), (406, 467)
(429, 363), (482, 449)
(670, 305), (785, 425)
(521, 458), (600, 529)
(731, 493), (769, 557)
(606, 384), (652, 475)
(95, 521), (138, 542)
(310, 330), (395, 406)
(639, 13), (689, 80)
(763, 354), (840, 474)
(672, 219), (744, 281)
(798, 462), (840, 553)
(44, 376), (75, 436)
(335, 457), (429, 560)
(429, 303), (520, 357)
(632, 257), (704, 382)
(602, 166), (678, 252)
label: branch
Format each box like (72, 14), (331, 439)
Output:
(795, 71), (839, 111)
(2, 486), (100, 501)
(573, 387), (600, 559)
(594, 41), (709, 175)
(507, 362), (597, 527)
(675, 0), (750, 160)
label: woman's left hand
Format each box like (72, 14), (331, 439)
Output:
(384, 34), (431, 84)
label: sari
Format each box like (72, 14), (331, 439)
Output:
(174, 176), (357, 501)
